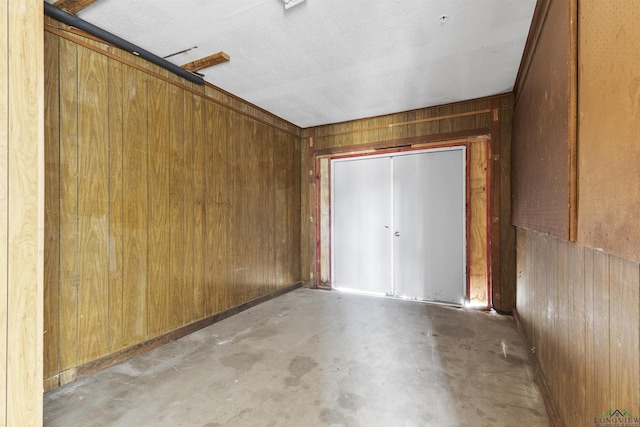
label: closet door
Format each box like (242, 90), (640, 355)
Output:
(392, 149), (466, 304)
(332, 157), (392, 294)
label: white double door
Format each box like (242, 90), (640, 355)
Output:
(331, 147), (466, 305)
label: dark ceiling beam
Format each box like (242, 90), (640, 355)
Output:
(181, 52), (230, 73)
(52, 0), (99, 15)
(44, 2), (204, 85)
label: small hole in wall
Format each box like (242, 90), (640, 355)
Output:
(439, 15), (449, 24)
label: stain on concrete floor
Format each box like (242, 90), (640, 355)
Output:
(44, 288), (549, 426)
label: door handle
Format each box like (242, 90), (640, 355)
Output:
(394, 231), (400, 237)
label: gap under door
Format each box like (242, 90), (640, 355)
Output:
(331, 147), (466, 305)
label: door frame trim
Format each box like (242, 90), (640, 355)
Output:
(330, 146), (468, 303)
(312, 134), (492, 308)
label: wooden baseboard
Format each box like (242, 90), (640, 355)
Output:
(512, 308), (563, 426)
(45, 282), (303, 393)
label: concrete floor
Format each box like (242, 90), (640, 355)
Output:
(44, 288), (549, 426)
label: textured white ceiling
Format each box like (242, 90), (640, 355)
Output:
(52, 0), (537, 128)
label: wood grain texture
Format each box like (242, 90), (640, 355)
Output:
(259, 123), (276, 296)
(73, 283), (301, 384)
(107, 50), (125, 353)
(583, 246), (596, 425)
(469, 141), (488, 305)
(181, 52), (230, 72)
(183, 91), (195, 323)
(274, 131), (292, 288)
(0, 1), (8, 418)
(44, 22), (302, 390)
(52, 0), (98, 14)
(168, 83), (187, 330)
(44, 28), (61, 382)
(58, 36), (79, 372)
(77, 45), (109, 364)
(609, 256), (639, 414)
(300, 132), (312, 285)
(290, 136), (302, 284)
(147, 70), (170, 337)
(230, 110), (246, 305)
(318, 159), (330, 288)
(122, 66), (148, 346)
(592, 250), (610, 416)
(499, 96), (516, 312)
(577, 0), (640, 262)
(44, 23), (299, 139)
(306, 96), (509, 302)
(212, 103), (231, 313)
(512, 0), (572, 239)
(242, 121), (259, 300)
(6, 0), (44, 423)
(191, 94), (206, 320)
(489, 98), (501, 310)
(516, 228), (640, 426)
(203, 100), (217, 315)
(567, 241), (585, 420)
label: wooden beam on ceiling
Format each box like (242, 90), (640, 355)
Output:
(52, 0), (99, 14)
(181, 52), (230, 73)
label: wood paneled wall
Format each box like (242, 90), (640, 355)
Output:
(1, 0), (44, 424)
(512, 0), (576, 240)
(44, 21), (301, 390)
(516, 229), (639, 426)
(513, 0), (640, 424)
(301, 95), (516, 312)
(577, 0), (640, 262)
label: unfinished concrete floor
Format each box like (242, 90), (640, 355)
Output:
(44, 288), (548, 426)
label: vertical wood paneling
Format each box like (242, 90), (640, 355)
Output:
(203, 101), (216, 315)
(305, 96), (510, 309)
(469, 141), (488, 305)
(44, 25), (302, 390)
(583, 247), (596, 423)
(230, 111), (246, 306)
(274, 132), (290, 288)
(555, 240), (569, 410)
(107, 51), (125, 354)
(499, 97), (516, 311)
(122, 67), (148, 346)
(183, 91), (195, 323)
(191, 94), (206, 320)
(452, 101), (477, 132)
(258, 123), (275, 296)
(77, 45), (109, 364)
(168, 84), (187, 330)
(438, 105), (453, 133)
(44, 28), (61, 383)
(542, 238), (557, 399)
(300, 131), (311, 284)
(58, 37), (79, 372)
(609, 256), (639, 414)
(146, 70), (169, 337)
(567, 241), (585, 420)
(292, 136), (301, 282)
(243, 121), (259, 300)
(516, 228), (640, 426)
(592, 250), (610, 414)
(283, 133), (302, 287)
(489, 98), (502, 310)
(212, 103), (229, 313)
(0, 1), (8, 417)
(376, 115), (392, 142)
(6, 0), (44, 422)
